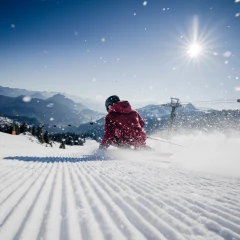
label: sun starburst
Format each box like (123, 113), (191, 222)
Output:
(176, 16), (219, 69)
(188, 43), (202, 57)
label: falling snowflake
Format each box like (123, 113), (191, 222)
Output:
(47, 103), (54, 108)
(180, 36), (183, 38)
(143, 1), (147, 6)
(223, 51), (232, 57)
(74, 31), (78, 36)
(163, 8), (166, 11)
(235, 0), (240, 3)
(92, 78), (96, 82)
(213, 52), (218, 56)
(236, 77), (239, 80)
(11, 24), (15, 28)
(234, 86), (240, 92)
(224, 61), (228, 64)
(50, 117), (54, 121)
(236, 13), (240, 17)
(134, 13), (137, 16)
(101, 38), (106, 42)
(22, 96), (31, 102)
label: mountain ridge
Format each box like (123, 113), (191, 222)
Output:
(0, 94), (105, 125)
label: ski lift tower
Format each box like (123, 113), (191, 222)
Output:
(162, 98), (182, 136)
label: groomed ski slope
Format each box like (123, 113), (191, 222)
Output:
(0, 132), (240, 240)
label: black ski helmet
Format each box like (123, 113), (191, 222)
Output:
(105, 95), (120, 111)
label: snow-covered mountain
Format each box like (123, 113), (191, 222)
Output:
(0, 131), (239, 240)
(146, 109), (240, 135)
(0, 94), (105, 126)
(0, 86), (58, 99)
(0, 86), (105, 112)
(137, 103), (197, 119)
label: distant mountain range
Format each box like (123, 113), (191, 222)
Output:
(137, 103), (196, 119)
(0, 93), (105, 126)
(1, 86), (240, 140)
(0, 86), (105, 112)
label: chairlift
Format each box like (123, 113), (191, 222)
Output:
(53, 125), (57, 127)
(68, 124), (72, 127)
(89, 116), (94, 125)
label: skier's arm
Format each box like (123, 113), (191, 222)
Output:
(100, 115), (115, 149)
(137, 112), (145, 128)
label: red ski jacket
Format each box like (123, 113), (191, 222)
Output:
(100, 101), (146, 149)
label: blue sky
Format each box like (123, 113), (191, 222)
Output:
(0, 0), (240, 109)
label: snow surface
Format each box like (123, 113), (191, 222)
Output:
(0, 132), (240, 240)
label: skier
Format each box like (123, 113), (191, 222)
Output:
(99, 95), (149, 151)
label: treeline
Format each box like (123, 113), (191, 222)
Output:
(0, 121), (101, 146)
(49, 132), (101, 145)
(0, 122), (30, 135)
(0, 123), (52, 145)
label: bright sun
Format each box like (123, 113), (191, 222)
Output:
(188, 43), (202, 57)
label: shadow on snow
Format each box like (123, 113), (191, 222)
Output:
(4, 155), (111, 162)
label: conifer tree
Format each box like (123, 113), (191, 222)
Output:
(36, 126), (44, 143)
(31, 125), (36, 136)
(15, 124), (20, 135)
(20, 123), (28, 133)
(43, 130), (50, 144)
